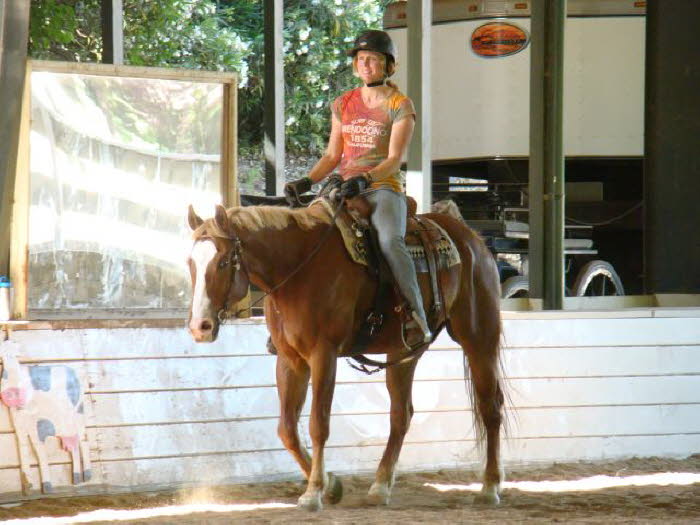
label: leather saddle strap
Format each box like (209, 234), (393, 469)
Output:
(347, 225), (392, 356)
(414, 217), (444, 326)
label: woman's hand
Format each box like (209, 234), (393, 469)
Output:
(339, 175), (369, 199)
(284, 177), (313, 205)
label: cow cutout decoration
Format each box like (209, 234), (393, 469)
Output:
(0, 341), (92, 494)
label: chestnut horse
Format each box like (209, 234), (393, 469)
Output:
(187, 201), (504, 511)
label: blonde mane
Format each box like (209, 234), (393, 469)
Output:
(230, 204), (331, 233)
(193, 203), (331, 240)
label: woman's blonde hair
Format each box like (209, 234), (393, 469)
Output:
(352, 53), (398, 90)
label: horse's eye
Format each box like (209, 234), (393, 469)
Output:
(218, 259), (227, 269)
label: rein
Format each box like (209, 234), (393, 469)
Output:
(226, 199), (346, 319)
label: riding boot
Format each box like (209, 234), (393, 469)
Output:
(410, 310), (432, 344)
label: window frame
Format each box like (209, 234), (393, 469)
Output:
(10, 60), (246, 324)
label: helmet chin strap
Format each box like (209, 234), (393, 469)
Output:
(365, 79), (386, 88)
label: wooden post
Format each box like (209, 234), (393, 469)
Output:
(405, 0), (432, 214)
(0, 0), (30, 276)
(264, 0), (285, 196)
(222, 79), (250, 317)
(222, 82), (240, 208)
(528, 0), (566, 309)
(9, 67), (31, 320)
(644, 2), (700, 293)
(101, 0), (124, 65)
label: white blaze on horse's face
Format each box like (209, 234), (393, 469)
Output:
(189, 239), (218, 342)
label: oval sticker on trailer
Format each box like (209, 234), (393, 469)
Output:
(471, 22), (530, 58)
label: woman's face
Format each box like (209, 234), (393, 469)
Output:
(355, 51), (386, 85)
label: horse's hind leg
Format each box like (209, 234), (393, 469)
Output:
(448, 315), (504, 504)
(276, 353), (312, 479)
(367, 358), (418, 506)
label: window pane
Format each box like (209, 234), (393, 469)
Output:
(29, 72), (223, 316)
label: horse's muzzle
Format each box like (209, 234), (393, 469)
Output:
(189, 317), (218, 342)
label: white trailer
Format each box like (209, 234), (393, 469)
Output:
(384, 0), (646, 296)
(385, 0), (645, 161)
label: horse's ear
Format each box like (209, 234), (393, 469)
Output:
(214, 204), (231, 234)
(188, 205), (203, 231)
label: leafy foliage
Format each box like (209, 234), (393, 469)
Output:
(28, 0), (392, 156)
(29, 0), (102, 61)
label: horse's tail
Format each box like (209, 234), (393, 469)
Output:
(428, 207), (508, 451)
(461, 333), (510, 451)
(460, 235), (509, 452)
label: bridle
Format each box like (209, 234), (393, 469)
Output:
(215, 237), (243, 321)
(207, 199), (346, 321)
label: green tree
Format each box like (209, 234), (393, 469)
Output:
(28, 0), (392, 156)
(29, 0), (102, 61)
(280, 0), (390, 154)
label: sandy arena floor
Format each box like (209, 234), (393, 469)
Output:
(1, 455), (699, 524)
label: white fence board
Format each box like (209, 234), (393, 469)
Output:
(5, 405), (693, 468)
(3, 432), (698, 496)
(85, 356), (277, 392)
(8, 323), (271, 360)
(82, 374), (700, 430)
(501, 317), (700, 348)
(1, 312), (699, 501)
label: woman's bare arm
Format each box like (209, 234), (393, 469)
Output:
(365, 115), (415, 182)
(307, 114), (344, 184)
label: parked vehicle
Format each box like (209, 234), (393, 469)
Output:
(385, 0), (645, 297)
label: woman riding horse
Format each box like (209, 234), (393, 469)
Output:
(284, 29), (431, 345)
(187, 29), (505, 513)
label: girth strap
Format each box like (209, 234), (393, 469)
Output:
(347, 224), (392, 356)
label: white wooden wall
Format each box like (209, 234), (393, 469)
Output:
(1, 309), (699, 501)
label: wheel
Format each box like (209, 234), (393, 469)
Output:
(572, 260), (625, 297)
(501, 275), (529, 299)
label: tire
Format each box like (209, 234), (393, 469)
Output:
(572, 260), (625, 297)
(501, 275), (530, 299)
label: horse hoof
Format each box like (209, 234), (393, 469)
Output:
(323, 472), (343, 504)
(298, 492), (323, 512)
(367, 482), (391, 506)
(474, 487), (500, 505)
(73, 473), (81, 484)
(83, 469), (93, 482)
(41, 482), (53, 494)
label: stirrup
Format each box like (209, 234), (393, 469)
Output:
(411, 311), (432, 343)
(401, 311), (432, 351)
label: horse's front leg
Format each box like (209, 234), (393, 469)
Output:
(298, 347), (337, 511)
(368, 358), (418, 505)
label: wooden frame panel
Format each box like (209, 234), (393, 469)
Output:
(9, 60), (248, 323)
(9, 66), (31, 320)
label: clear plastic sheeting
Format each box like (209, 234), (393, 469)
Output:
(29, 72), (224, 316)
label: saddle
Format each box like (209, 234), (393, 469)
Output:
(311, 181), (461, 369)
(315, 197), (460, 273)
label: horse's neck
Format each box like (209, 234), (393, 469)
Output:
(238, 221), (324, 291)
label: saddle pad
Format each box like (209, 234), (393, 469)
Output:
(315, 199), (461, 272)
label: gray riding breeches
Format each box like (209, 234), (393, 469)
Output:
(364, 188), (428, 325)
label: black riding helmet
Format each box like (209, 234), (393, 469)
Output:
(347, 29), (397, 72)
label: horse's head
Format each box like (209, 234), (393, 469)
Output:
(187, 204), (249, 342)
